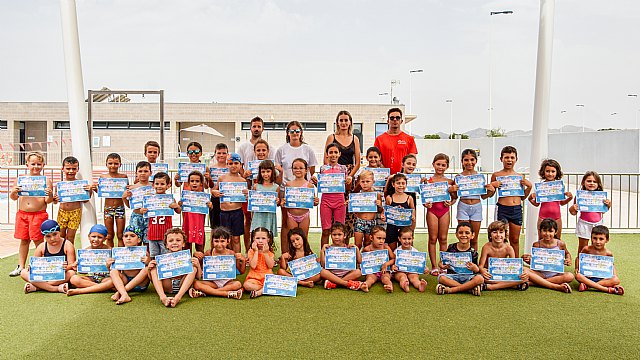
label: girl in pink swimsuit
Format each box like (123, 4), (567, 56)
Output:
(528, 159), (573, 239)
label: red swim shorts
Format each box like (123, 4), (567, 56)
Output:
(14, 210), (48, 241)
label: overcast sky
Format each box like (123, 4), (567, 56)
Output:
(1, 0), (639, 135)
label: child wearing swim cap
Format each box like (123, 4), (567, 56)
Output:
(67, 224), (115, 296)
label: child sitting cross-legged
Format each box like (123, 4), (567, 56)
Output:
(436, 221), (484, 296)
(67, 224), (115, 296)
(320, 222), (368, 292)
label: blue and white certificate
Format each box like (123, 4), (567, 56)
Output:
(129, 185), (154, 209)
(263, 274), (297, 297)
(203, 255), (237, 280)
(112, 246), (146, 270)
(29, 256), (65, 282)
(181, 190), (210, 215)
(248, 190), (278, 213)
(143, 193), (175, 217)
(248, 160), (262, 180)
(365, 167), (391, 187)
(77, 249), (111, 274)
(384, 206), (413, 226)
(324, 247), (357, 271)
(496, 175), (525, 197)
(535, 180), (566, 203)
(440, 251), (473, 274)
(98, 177), (128, 198)
(488, 258), (523, 281)
(57, 180), (90, 202)
(284, 187), (315, 209)
(419, 182), (451, 204)
(395, 250), (427, 274)
(178, 162), (206, 183)
(156, 250), (194, 280)
(455, 174), (487, 197)
(348, 192), (378, 213)
(576, 190), (609, 213)
(220, 182), (247, 203)
(578, 253), (614, 279)
(209, 167), (229, 183)
(318, 173), (345, 194)
(531, 247), (565, 274)
(289, 254), (322, 281)
(18, 176), (47, 197)
(403, 173), (423, 193)
(150, 163), (169, 181)
(361, 250), (389, 275)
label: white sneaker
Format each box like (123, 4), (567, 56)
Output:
(9, 265), (23, 277)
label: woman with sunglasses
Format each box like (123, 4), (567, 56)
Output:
(274, 121), (318, 253)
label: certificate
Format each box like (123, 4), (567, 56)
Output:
(488, 258), (523, 281)
(419, 182), (451, 204)
(455, 174), (487, 197)
(178, 162), (206, 183)
(348, 192), (378, 213)
(361, 250), (389, 275)
(77, 249), (111, 274)
(531, 247), (565, 274)
(143, 194), (175, 217)
(535, 180), (566, 203)
(112, 246), (146, 270)
(129, 185), (154, 209)
(578, 253), (614, 279)
(263, 274), (297, 297)
(395, 250), (426, 274)
(247, 160), (262, 180)
(440, 251), (473, 274)
(318, 173), (345, 194)
(220, 182), (247, 203)
(156, 250), (194, 280)
(288, 254), (322, 281)
(209, 167), (229, 183)
(324, 247), (357, 271)
(284, 187), (315, 209)
(576, 190), (609, 213)
(57, 180), (90, 202)
(203, 255), (237, 280)
(403, 173), (423, 193)
(29, 256), (65, 282)
(97, 177), (128, 198)
(364, 167), (390, 188)
(496, 175), (525, 197)
(248, 190), (278, 213)
(18, 176), (47, 197)
(150, 163), (169, 181)
(384, 206), (413, 226)
(181, 190), (210, 215)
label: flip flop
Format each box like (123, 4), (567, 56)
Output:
(614, 285), (625, 295)
(517, 282), (529, 291)
(58, 283), (68, 294)
(472, 284), (482, 296)
(250, 290), (259, 299)
(189, 288), (205, 298)
(561, 283), (572, 294)
(24, 283), (37, 294)
(436, 284), (448, 295)
(578, 283), (588, 292)
(227, 289), (243, 300)
(429, 268), (440, 276)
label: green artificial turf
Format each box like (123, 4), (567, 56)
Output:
(1, 233), (638, 359)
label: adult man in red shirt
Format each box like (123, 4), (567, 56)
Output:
(374, 108), (418, 174)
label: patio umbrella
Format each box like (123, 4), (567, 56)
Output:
(180, 124), (224, 137)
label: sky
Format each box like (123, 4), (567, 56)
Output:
(1, 0), (639, 135)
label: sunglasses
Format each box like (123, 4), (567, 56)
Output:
(42, 226), (60, 235)
(288, 129), (302, 134)
(389, 116), (402, 121)
(187, 149), (201, 155)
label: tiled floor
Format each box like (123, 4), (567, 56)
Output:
(0, 232), (35, 259)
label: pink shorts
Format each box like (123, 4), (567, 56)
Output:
(320, 194), (346, 230)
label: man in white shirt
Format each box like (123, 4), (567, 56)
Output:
(237, 116), (271, 164)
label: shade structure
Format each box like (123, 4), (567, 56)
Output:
(180, 124), (224, 137)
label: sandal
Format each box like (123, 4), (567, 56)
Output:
(472, 284), (482, 296)
(561, 283), (572, 294)
(324, 280), (337, 290)
(227, 289), (243, 300)
(614, 285), (625, 295)
(429, 268), (440, 276)
(436, 284), (448, 295)
(578, 283), (588, 292)
(480, 283), (488, 291)
(517, 282), (529, 291)
(24, 283), (38, 294)
(188, 288), (205, 298)
(347, 280), (362, 291)
(58, 283), (68, 294)
(250, 290), (261, 299)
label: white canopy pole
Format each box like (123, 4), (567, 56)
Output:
(60, 0), (96, 248)
(525, 0), (556, 253)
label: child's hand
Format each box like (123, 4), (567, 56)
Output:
(391, 265), (398, 272)
(564, 191), (573, 200)
(480, 268), (491, 280)
(321, 244), (330, 251)
(11, 185), (21, 195)
(564, 257), (571, 266)
(140, 208), (148, 214)
(191, 257), (200, 267)
(44, 188), (52, 196)
(440, 264), (450, 270)
(174, 173), (180, 182)
(310, 176), (318, 186)
(69, 261), (77, 271)
(519, 272), (529, 283)
(485, 183), (495, 193)
(491, 180), (502, 188)
(148, 260), (157, 269)
(106, 258), (115, 270)
(211, 189), (222, 198)
(380, 213), (386, 222)
(169, 202), (179, 209)
(242, 188), (248, 195)
(423, 201), (433, 209)
(522, 254), (531, 264)
(570, 203), (579, 212)
(243, 170), (252, 179)
(604, 199), (612, 208)
(466, 262), (479, 273)
(204, 171), (211, 182)
(450, 184), (459, 193)
(346, 244), (354, 248)
(346, 176), (353, 186)
(313, 196), (319, 206)
(123, 189), (132, 199)
(443, 200), (452, 207)
(252, 242), (258, 252)
(91, 183), (98, 192)
(193, 251), (204, 261)
(206, 201), (213, 209)
(234, 253), (244, 261)
(177, 200), (183, 207)
(53, 195), (60, 204)
(281, 253), (291, 261)
(375, 199), (381, 207)
(141, 256), (150, 264)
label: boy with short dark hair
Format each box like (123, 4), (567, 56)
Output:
(212, 153), (247, 253)
(436, 221), (484, 296)
(142, 172), (181, 258)
(98, 153), (129, 248)
(575, 225), (623, 295)
(54, 156), (92, 242)
(144, 141), (160, 163)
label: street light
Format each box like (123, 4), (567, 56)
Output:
(488, 10), (513, 135)
(576, 104), (585, 132)
(446, 99), (454, 138)
(628, 94), (638, 129)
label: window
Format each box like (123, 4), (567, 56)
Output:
(0, 120), (7, 130)
(54, 121), (168, 130)
(375, 123), (388, 139)
(241, 122), (326, 131)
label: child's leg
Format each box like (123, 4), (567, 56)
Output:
(407, 273), (427, 292)
(243, 278), (264, 297)
(381, 273), (393, 292)
(556, 218), (563, 239)
(437, 213), (450, 255)
(110, 270), (129, 302)
(70, 275), (98, 288)
(426, 212), (439, 271)
(18, 240), (31, 269)
(485, 281), (521, 291)
(244, 211), (252, 252)
(576, 273), (621, 292)
(321, 229), (331, 248)
(299, 215), (311, 239)
(104, 216), (115, 248)
(170, 271), (196, 307)
(343, 269), (368, 292)
(195, 243), (204, 253)
(66, 228), (78, 242)
(123, 268), (150, 292)
(281, 208), (290, 254)
(364, 274), (378, 289)
(526, 270), (571, 292)
(194, 279), (242, 297)
(542, 272), (575, 285)
(149, 267), (171, 306)
(115, 217), (126, 247)
(21, 269), (67, 292)
(230, 236), (241, 254)
(67, 277), (114, 296)
(394, 272), (411, 292)
(508, 222), (521, 256)
(440, 275), (483, 294)
(320, 269), (352, 288)
(470, 220), (481, 252)
(353, 232), (364, 249)
(364, 233), (373, 248)
(577, 237), (589, 254)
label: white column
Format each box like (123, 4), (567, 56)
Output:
(60, 0), (96, 248)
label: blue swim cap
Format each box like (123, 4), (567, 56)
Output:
(40, 220), (60, 235)
(124, 225), (142, 240)
(89, 224), (108, 237)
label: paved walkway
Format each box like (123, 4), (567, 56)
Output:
(0, 231), (35, 259)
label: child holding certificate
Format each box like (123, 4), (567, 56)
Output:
(149, 228), (198, 307)
(174, 141), (210, 190)
(352, 170), (384, 249)
(362, 226), (395, 292)
(278, 227), (321, 287)
(320, 223), (368, 292)
(67, 224), (114, 296)
(9, 151), (53, 277)
(123, 161), (152, 244)
(528, 159), (573, 239)
(108, 226), (150, 305)
(569, 171), (612, 254)
(436, 222), (484, 296)
(190, 227), (245, 299)
(424, 153), (457, 276)
(243, 227), (276, 298)
(251, 160), (280, 238)
(179, 171), (212, 254)
(98, 153), (129, 248)
(143, 172), (181, 258)
(521, 219), (573, 293)
(318, 143), (351, 248)
(478, 221), (529, 291)
(281, 158), (319, 250)
(21, 220), (76, 294)
(212, 153), (248, 253)
(490, 146), (533, 257)
(575, 225), (623, 295)
(53, 156), (91, 242)
(208, 143), (229, 233)
(385, 173), (415, 250)
(392, 227), (427, 292)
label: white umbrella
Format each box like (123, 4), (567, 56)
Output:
(180, 124), (224, 137)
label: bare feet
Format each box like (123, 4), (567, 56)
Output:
(360, 282), (369, 293)
(300, 280), (314, 288)
(24, 283), (38, 294)
(161, 296), (172, 307)
(111, 292), (121, 302)
(418, 279), (427, 293)
(66, 288), (79, 296)
(400, 280), (410, 293)
(116, 294), (132, 305)
(384, 283), (393, 293)
(169, 296), (181, 307)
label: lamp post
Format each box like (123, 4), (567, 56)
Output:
(576, 104), (585, 132)
(628, 94), (638, 129)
